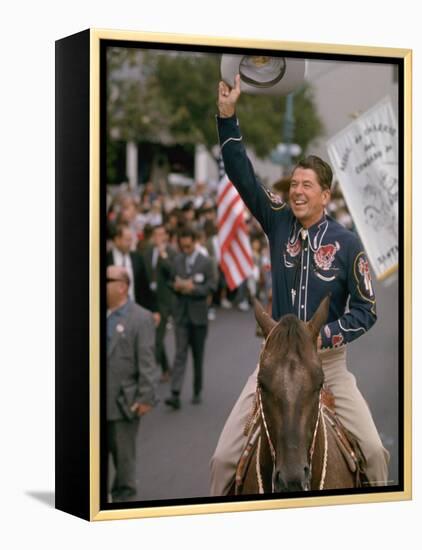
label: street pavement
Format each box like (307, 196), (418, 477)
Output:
(130, 274), (399, 501)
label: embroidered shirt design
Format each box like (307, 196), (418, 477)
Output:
(287, 239), (301, 258)
(314, 242), (340, 271)
(262, 187), (286, 211)
(332, 333), (344, 347)
(358, 256), (374, 297)
(353, 252), (376, 316)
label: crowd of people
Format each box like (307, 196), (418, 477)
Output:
(109, 182), (260, 310)
(107, 176), (353, 311)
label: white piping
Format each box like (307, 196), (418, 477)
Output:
(298, 244), (305, 319)
(304, 235), (310, 321)
(309, 219), (328, 252)
(338, 319), (366, 333)
(220, 136), (243, 151)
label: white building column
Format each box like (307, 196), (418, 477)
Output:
(126, 140), (138, 190)
(194, 144), (208, 183)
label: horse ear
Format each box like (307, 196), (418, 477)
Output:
(307, 294), (330, 341)
(253, 298), (277, 338)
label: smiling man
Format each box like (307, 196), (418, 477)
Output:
(290, 163), (331, 226)
(209, 75), (389, 495)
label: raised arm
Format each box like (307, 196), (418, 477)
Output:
(216, 75), (286, 235)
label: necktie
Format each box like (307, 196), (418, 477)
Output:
(186, 257), (193, 275)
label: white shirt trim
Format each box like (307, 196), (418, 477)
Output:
(220, 136), (243, 151)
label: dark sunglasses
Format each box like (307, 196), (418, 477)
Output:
(106, 278), (127, 284)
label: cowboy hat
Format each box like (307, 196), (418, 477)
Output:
(221, 54), (307, 95)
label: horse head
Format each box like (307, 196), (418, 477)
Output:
(254, 296), (330, 492)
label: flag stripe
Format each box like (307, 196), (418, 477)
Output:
(218, 195), (244, 242)
(217, 177), (234, 205)
(218, 210), (244, 254)
(230, 239), (251, 276)
(217, 168), (253, 291)
(226, 243), (247, 280)
(233, 231), (254, 269)
(221, 251), (242, 288)
(217, 183), (243, 221)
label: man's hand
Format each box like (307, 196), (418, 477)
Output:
(182, 279), (194, 293)
(174, 277), (194, 294)
(217, 74), (241, 118)
(130, 402), (152, 417)
(173, 276), (185, 292)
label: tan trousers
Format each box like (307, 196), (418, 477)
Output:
(210, 346), (390, 496)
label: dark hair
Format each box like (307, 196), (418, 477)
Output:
(292, 155), (333, 190)
(181, 201), (194, 212)
(272, 176), (291, 194)
(178, 225), (197, 241)
(167, 228), (176, 240)
(203, 219), (217, 239)
(143, 223), (154, 240)
(152, 223), (167, 232)
(165, 208), (183, 228)
(114, 223), (130, 239)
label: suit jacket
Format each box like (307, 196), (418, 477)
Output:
(141, 244), (177, 313)
(168, 251), (216, 326)
(107, 301), (158, 421)
(106, 250), (157, 312)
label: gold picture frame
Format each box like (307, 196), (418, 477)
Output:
(55, 28), (412, 521)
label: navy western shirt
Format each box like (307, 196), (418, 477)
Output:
(217, 115), (377, 349)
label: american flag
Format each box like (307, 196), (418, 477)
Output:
(217, 157), (254, 290)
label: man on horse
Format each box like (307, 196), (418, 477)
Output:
(210, 75), (389, 495)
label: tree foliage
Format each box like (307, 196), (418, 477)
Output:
(107, 47), (323, 161)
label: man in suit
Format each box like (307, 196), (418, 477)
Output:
(164, 226), (216, 409)
(107, 224), (159, 319)
(107, 265), (158, 502)
(142, 224), (177, 382)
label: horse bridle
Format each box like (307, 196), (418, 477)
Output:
(255, 331), (328, 492)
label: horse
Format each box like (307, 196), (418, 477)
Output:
(236, 296), (367, 495)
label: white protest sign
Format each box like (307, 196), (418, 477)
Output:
(327, 97), (398, 279)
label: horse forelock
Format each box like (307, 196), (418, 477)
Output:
(259, 315), (323, 390)
(265, 315), (313, 362)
